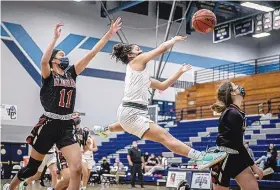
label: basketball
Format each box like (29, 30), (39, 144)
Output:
(192, 9), (217, 34)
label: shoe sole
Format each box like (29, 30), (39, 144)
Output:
(197, 153), (227, 170)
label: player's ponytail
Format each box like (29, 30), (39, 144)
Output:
(111, 43), (133, 64)
(211, 81), (233, 113)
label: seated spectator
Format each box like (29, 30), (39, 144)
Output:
(255, 144), (277, 171)
(144, 153), (158, 173)
(111, 157), (125, 174)
(244, 142), (255, 161)
(100, 157), (110, 174)
(144, 155), (167, 176)
(144, 152), (149, 163)
(110, 157), (126, 184)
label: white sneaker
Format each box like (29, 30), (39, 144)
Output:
(93, 125), (109, 138)
(47, 187), (54, 190)
(3, 183), (10, 190)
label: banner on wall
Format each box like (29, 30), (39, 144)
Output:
(263, 12), (273, 32)
(213, 23), (231, 43)
(166, 170), (187, 188)
(255, 14), (264, 34)
(190, 172), (211, 189)
(273, 8), (280, 30)
(1, 104), (17, 120)
(234, 18), (254, 37)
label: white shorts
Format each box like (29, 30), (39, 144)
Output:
(38, 152), (57, 172)
(117, 105), (152, 138)
(82, 158), (95, 170)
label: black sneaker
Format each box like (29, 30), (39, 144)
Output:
(177, 180), (190, 190)
(39, 180), (45, 187)
(141, 185), (145, 188)
(131, 185), (136, 188)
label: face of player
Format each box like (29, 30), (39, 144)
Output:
(128, 45), (143, 59)
(53, 50), (66, 65)
(230, 82), (246, 104)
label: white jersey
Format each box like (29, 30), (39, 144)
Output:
(82, 138), (94, 160)
(122, 64), (151, 105)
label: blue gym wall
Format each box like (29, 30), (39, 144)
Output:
(1, 1), (278, 142)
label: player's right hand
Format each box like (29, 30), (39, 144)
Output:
(173, 36), (187, 42)
(54, 22), (63, 39)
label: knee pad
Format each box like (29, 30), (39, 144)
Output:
(17, 157), (42, 181)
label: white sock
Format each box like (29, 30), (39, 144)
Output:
(187, 148), (203, 160)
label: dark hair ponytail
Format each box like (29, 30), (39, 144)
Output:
(111, 43), (133, 64)
(211, 81), (233, 113)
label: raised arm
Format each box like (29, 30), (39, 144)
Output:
(134, 36), (187, 65)
(74, 18), (122, 75)
(150, 64), (192, 91)
(41, 23), (63, 79)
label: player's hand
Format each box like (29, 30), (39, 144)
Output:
(252, 165), (264, 180)
(109, 17), (122, 35)
(180, 64), (192, 73)
(173, 36), (187, 42)
(54, 22), (63, 39)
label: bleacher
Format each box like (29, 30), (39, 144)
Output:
(94, 115), (280, 189)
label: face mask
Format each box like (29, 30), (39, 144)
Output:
(237, 86), (246, 98)
(59, 57), (69, 70)
(132, 144), (137, 148)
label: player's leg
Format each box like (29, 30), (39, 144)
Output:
(56, 121), (83, 190)
(235, 167), (259, 190)
(5, 148), (45, 190)
(19, 171), (42, 190)
(48, 163), (58, 188)
(81, 161), (89, 190)
(55, 167), (70, 190)
(4, 117), (55, 190)
(212, 184), (229, 190)
(142, 123), (226, 170)
(60, 143), (82, 190)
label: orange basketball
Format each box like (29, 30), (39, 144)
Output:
(192, 9), (217, 34)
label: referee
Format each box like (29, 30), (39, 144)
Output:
(127, 141), (145, 188)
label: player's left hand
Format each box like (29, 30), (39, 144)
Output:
(180, 64), (192, 73)
(109, 17), (122, 34)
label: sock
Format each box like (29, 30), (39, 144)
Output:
(81, 187), (86, 190)
(23, 182), (28, 186)
(187, 149), (203, 160)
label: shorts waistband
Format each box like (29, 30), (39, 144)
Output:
(218, 146), (239, 154)
(122, 102), (148, 111)
(43, 112), (73, 120)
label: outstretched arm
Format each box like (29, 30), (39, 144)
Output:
(41, 23), (63, 79)
(150, 64), (192, 91)
(134, 36), (187, 65)
(74, 18), (122, 75)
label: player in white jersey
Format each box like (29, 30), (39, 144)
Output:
(81, 136), (98, 190)
(93, 36), (227, 170)
(19, 145), (58, 190)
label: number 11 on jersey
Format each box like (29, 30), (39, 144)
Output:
(59, 89), (73, 108)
